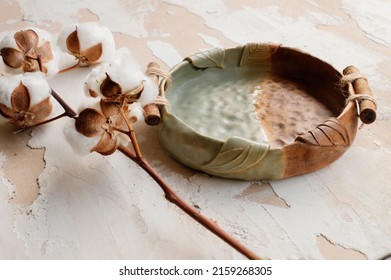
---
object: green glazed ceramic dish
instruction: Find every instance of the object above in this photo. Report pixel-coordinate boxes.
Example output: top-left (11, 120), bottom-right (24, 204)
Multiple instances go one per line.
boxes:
top-left (157, 43), bottom-right (375, 180)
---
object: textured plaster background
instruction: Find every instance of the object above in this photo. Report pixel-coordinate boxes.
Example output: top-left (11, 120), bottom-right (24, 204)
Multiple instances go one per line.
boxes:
top-left (0, 0), bottom-right (390, 259)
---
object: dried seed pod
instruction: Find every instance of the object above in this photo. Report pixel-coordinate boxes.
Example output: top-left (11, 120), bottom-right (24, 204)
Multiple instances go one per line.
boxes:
top-left (0, 72), bottom-right (53, 128)
top-left (64, 98), bottom-right (141, 156)
top-left (57, 22), bottom-right (115, 67)
top-left (84, 48), bottom-right (159, 119)
top-left (0, 28), bottom-right (59, 75)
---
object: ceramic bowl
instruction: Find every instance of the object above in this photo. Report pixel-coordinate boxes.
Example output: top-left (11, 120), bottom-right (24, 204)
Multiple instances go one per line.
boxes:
top-left (157, 43), bottom-right (375, 180)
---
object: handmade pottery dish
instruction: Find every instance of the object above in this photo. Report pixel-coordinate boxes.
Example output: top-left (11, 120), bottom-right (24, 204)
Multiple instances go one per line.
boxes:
top-left (157, 43), bottom-right (376, 180)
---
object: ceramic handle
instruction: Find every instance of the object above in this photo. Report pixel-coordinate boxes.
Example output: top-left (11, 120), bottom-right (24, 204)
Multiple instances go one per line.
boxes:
top-left (343, 65), bottom-right (377, 124)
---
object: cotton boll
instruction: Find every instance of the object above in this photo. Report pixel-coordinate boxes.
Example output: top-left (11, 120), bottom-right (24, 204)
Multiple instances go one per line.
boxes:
top-left (65, 97), bottom-right (135, 156)
top-left (0, 32), bottom-right (26, 74)
top-left (0, 72), bottom-right (51, 107)
top-left (64, 98), bottom-right (102, 156)
top-left (0, 27), bottom-right (59, 75)
top-left (0, 73), bottom-right (50, 107)
top-left (63, 118), bottom-right (101, 156)
top-left (84, 48), bottom-right (146, 99)
top-left (84, 52), bottom-right (118, 98)
top-left (58, 22), bottom-right (115, 66)
top-left (84, 59), bottom-right (120, 98)
top-left (77, 22), bottom-right (115, 63)
top-left (0, 73), bottom-right (51, 109)
top-left (0, 72), bottom-right (53, 128)
top-left (103, 48), bottom-right (144, 92)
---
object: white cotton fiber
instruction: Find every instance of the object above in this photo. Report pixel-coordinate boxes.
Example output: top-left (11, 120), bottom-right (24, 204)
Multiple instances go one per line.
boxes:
top-left (84, 48), bottom-right (146, 98)
top-left (21, 72), bottom-right (52, 104)
top-left (58, 22), bottom-right (115, 65)
top-left (0, 72), bottom-right (51, 108)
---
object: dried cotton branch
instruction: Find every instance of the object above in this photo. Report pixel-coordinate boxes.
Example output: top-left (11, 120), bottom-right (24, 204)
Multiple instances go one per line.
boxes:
top-left (0, 23), bottom-right (262, 260)
top-left (65, 58), bottom-right (262, 259)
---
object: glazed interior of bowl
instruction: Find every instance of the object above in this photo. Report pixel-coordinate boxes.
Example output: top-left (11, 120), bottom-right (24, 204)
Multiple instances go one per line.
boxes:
top-left (166, 44), bottom-right (345, 148)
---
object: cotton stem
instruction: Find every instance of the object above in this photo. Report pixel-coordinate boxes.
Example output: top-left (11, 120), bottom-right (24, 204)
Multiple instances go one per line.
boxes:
top-left (117, 143), bottom-right (263, 260)
top-left (51, 89), bottom-right (77, 118)
top-left (14, 112), bottom-right (69, 133)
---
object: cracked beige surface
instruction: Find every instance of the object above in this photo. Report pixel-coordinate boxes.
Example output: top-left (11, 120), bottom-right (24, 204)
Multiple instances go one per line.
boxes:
top-left (0, 124), bottom-right (45, 206)
top-left (234, 182), bottom-right (290, 209)
top-left (0, 0), bottom-right (390, 260)
top-left (317, 234), bottom-right (367, 260)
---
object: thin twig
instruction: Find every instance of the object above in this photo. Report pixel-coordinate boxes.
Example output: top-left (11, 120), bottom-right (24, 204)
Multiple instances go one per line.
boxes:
top-left (119, 107), bottom-right (143, 159)
top-left (13, 112), bottom-right (69, 133)
top-left (117, 143), bottom-right (263, 260)
top-left (128, 129), bottom-right (143, 159)
top-left (51, 90), bottom-right (77, 117)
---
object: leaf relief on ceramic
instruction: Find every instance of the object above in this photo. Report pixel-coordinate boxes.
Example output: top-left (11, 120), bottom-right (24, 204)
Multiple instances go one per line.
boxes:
top-left (202, 136), bottom-right (270, 174)
top-left (184, 47), bottom-right (225, 69)
top-left (239, 42), bottom-right (280, 66)
top-left (295, 118), bottom-right (351, 146)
